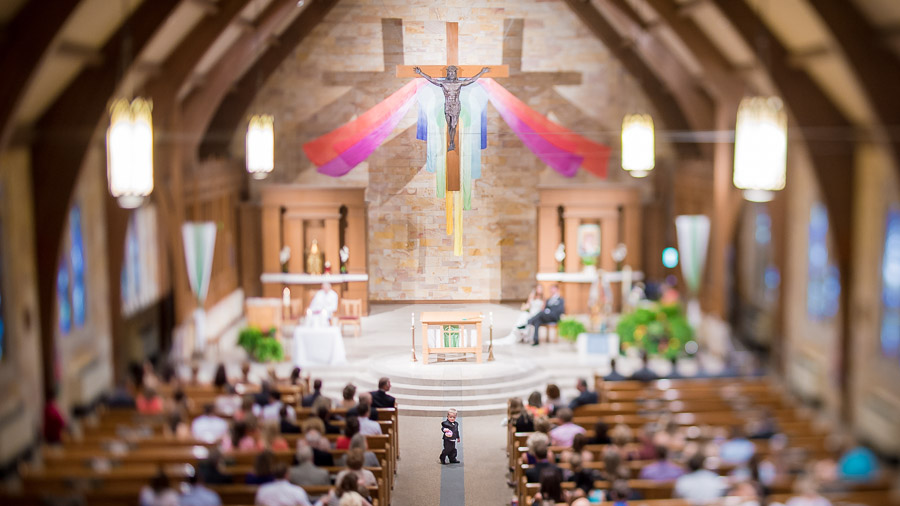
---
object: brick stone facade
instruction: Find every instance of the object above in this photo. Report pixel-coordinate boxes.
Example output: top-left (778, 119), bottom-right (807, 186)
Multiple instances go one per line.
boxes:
top-left (243, 0), bottom-right (657, 300)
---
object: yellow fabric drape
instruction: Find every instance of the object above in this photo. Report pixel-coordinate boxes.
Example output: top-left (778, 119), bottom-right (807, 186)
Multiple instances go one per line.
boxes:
top-left (446, 191), bottom-right (454, 235)
top-left (453, 191), bottom-right (463, 256)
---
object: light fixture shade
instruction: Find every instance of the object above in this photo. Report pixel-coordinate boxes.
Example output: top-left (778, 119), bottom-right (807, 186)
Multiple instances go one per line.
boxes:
top-left (733, 96), bottom-right (787, 202)
top-left (621, 113), bottom-right (654, 177)
top-left (246, 114), bottom-right (274, 180)
top-left (107, 98), bottom-right (154, 209)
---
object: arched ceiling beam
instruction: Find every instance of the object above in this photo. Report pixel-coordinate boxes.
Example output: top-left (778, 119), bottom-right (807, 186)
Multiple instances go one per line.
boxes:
top-left (0, 0), bottom-right (80, 150)
top-left (200, 0), bottom-right (340, 158)
top-left (643, 0), bottom-right (742, 102)
top-left (809, 1), bottom-right (900, 175)
top-left (178, 0), bottom-right (300, 154)
top-left (710, 0), bottom-right (856, 419)
top-left (563, 0), bottom-right (708, 157)
top-left (29, 0), bottom-right (182, 394)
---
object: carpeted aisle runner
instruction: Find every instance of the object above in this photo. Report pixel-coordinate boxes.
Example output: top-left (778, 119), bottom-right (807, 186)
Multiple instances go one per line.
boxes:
top-left (439, 414), bottom-right (465, 506)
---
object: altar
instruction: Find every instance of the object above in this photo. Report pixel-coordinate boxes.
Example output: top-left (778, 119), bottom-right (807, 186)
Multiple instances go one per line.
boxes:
top-left (292, 325), bottom-right (347, 367)
top-left (420, 311), bottom-right (484, 364)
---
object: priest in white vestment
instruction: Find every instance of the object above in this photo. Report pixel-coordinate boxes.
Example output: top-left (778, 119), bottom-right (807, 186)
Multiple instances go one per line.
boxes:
top-left (306, 281), bottom-right (338, 327)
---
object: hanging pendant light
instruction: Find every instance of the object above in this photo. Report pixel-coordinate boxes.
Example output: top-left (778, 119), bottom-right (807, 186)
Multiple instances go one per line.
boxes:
top-left (246, 114), bottom-right (274, 180)
top-left (107, 97), bottom-right (154, 209)
top-left (733, 96), bottom-right (787, 202)
top-left (621, 114), bottom-right (655, 178)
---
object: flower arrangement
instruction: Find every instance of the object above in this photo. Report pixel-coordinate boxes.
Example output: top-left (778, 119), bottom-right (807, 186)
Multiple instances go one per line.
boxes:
top-left (615, 303), bottom-right (694, 359)
top-left (238, 326), bottom-right (284, 362)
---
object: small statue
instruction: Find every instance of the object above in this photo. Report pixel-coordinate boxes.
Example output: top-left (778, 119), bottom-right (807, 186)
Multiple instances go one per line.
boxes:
top-left (279, 246), bottom-right (291, 273)
top-left (414, 65), bottom-right (490, 151)
top-left (339, 245), bottom-right (349, 273)
top-left (554, 243), bottom-right (566, 272)
top-left (306, 239), bottom-right (324, 275)
top-left (324, 261), bottom-right (332, 274)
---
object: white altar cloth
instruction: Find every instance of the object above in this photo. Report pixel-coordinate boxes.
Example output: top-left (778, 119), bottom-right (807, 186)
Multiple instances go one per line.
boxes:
top-left (293, 326), bottom-right (347, 366)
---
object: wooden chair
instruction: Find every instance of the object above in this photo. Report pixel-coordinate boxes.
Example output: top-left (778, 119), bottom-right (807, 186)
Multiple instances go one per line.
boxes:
top-left (338, 298), bottom-right (362, 337)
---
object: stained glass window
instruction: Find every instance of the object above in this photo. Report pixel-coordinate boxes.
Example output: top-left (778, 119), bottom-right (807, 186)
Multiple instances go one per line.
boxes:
top-left (881, 208), bottom-right (900, 359)
top-left (807, 202), bottom-right (840, 320)
top-left (121, 205), bottom-right (160, 317)
top-left (58, 205), bottom-right (86, 334)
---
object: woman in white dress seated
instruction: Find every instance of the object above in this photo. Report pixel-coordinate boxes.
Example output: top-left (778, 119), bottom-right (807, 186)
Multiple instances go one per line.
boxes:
top-left (502, 285), bottom-right (545, 343)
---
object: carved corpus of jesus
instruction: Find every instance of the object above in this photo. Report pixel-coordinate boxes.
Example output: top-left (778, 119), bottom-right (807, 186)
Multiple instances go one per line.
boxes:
top-left (414, 65), bottom-right (490, 151)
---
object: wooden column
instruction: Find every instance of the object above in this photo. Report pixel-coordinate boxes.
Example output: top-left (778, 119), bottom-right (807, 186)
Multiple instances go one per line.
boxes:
top-left (600, 216), bottom-right (617, 272)
top-left (325, 216), bottom-right (340, 272)
top-left (563, 215), bottom-right (581, 273)
top-left (624, 203), bottom-right (642, 270)
top-left (261, 206), bottom-right (282, 297)
top-left (537, 204), bottom-right (559, 272)
top-left (283, 212), bottom-right (305, 273)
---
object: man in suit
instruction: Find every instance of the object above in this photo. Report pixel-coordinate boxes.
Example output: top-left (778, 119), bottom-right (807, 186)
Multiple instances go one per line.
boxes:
top-left (568, 378), bottom-right (599, 411)
top-left (370, 377), bottom-right (396, 409)
top-left (288, 444), bottom-right (331, 487)
top-left (631, 350), bottom-right (659, 383)
top-left (301, 379), bottom-right (323, 407)
top-left (528, 284), bottom-right (565, 346)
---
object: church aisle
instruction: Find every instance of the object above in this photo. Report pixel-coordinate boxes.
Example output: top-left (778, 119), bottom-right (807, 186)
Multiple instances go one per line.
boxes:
top-left (390, 414), bottom-right (511, 506)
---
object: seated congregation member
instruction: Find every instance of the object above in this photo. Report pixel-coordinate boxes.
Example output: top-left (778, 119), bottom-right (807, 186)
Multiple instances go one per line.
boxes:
top-left (785, 477), bottom-right (833, 506)
top-left (312, 397), bottom-right (341, 435)
top-left (247, 450), bottom-right (278, 485)
top-left (674, 453), bottom-right (727, 503)
top-left (604, 357), bottom-right (627, 381)
top-left (192, 404), bottom-right (229, 443)
top-left (215, 384), bottom-right (242, 417)
top-left (566, 454), bottom-right (598, 495)
top-left (526, 391), bottom-right (549, 418)
top-left (719, 426), bottom-right (756, 465)
top-left (353, 393), bottom-right (382, 436)
top-left (341, 383), bottom-right (358, 409)
top-left (525, 442), bottom-right (563, 483)
top-left (335, 448), bottom-right (377, 489)
top-left (280, 405), bottom-right (301, 434)
top-left (528, 284), bottom-right (564, 346)
top-left (522, 431), bottom-right (553, 466)
top-left (43, 387), bottom-right (66, 445)
top-left (139, 470), bottom-right (179, 506)
top-left (180, 471), bottom-right (222, 506)
top-left (639, 445), bottom-right (686, 481)
top-left (254, 462), bottom-right (311, 506)
top-left (630, 350), bottom-right (659, 382)
top-left (263, 423), bottom-right (290, 451)
top-left (336, 416), bottom-right (360, 450)
top-left (369, 377), bottom-right (396, 409)
top-left (599, 448), bottom-right (630, 483)
top-left (221, 420), bottom-right (260, 452)
top-left (302, 379), bottom-right (324, 407)
top-left (166, 412), bottom-right (191, 440)
top-left (345, 433), bottom-right (380, 468)
top-left (532, 466), bottom-right (566, 506)
top-left (509, 398), bottom-right (535, 433)
top-left (301, 423), bottom-right (335, 467)
top-left (318, 474), bottom-right (373, 506)
top-left (289, 443), bottom-right (331, 487)
top-left (213, 363), bottom-right (230, 390)
top-left (549, 408), bottom-right (586, 448)
top-left (606, 480), bottom-right (633, 506)
top-left (136, 388), bottom-right (164, 414)
top-left (197, 448), bottom-right (233, 485)
top-left (288, 366), bottom-right (303, 387)
top-left (256, 391), bottom-right (295, 422)
top-left (544, 384), bottom-right (565, 415)
top-left (568, 378), bottom-right (598, 411)
top-left (588, 420), bottom-right (611, 445)
top-left (559, 433), bottom-right (593, 465)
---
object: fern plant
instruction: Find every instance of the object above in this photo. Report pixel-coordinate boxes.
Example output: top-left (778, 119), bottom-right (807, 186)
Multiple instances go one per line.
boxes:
top-left (557, 317), bottom-right (586, 342)
top-left (237, 326), bottom-right (283, 362)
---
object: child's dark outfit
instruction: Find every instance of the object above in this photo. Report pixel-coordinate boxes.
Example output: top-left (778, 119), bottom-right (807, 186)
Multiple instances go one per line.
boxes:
top-left (440, 417), bottom-right (460, 464)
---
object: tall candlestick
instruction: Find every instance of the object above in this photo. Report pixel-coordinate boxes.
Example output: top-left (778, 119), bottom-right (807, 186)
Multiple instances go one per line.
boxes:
top-left (410, 312), bottom-right (417, 362)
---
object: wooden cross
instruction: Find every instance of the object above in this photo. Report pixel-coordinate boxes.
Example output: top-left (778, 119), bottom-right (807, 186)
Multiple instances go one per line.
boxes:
top-left (397, 22), bottom-right (508, 191)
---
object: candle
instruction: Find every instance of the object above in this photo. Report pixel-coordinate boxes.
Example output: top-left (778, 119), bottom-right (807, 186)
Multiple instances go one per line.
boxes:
top-left (282, 287), bottom-right (291, 307)
top-left (411, 312), bottom-right (415, 327)
top-left (490, 311), bottom-right (493, 327)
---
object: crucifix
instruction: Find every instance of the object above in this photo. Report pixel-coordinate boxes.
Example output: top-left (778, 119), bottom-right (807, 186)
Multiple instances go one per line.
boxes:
top-left (397, 22), bottom-right (508, 192)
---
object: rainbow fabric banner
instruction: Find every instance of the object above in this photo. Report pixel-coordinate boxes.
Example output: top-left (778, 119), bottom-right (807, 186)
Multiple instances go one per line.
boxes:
top-left (477, 78), bottom-right (609, 178)
top-left (304, 80), bottom-right (424, 177)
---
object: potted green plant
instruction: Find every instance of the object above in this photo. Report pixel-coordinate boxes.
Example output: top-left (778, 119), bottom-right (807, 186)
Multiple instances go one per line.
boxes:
top-left (581, 255), bottom-right (598, 275)
top-left (237, 326), bottom-right (284, 362)
top-left (557, 317), bottom-right (586, 343)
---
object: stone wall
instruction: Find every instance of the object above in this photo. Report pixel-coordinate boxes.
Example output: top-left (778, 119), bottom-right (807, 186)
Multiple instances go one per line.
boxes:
top-left (243, 0), bottom-right (660, 300)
